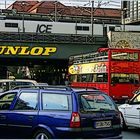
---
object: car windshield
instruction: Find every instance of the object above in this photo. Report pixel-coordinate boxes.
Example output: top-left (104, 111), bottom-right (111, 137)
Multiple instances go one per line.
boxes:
top-left (79, 93), bottom-right (117, 112)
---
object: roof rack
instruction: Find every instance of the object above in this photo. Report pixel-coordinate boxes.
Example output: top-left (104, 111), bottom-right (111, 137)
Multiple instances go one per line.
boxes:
top-left (12, 85), bottom-right (72, 91)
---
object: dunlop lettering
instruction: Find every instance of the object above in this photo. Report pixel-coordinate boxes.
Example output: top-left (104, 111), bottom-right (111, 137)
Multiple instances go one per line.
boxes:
top-left (4, 46), bottom-right (20, 55)
top-left (0, 46), bottom-right (57, 56)
top-left (0, 46), bottom-right (6, 54)
top-left (42, 47), bottom-right (57, 55)
top-left (30, 47), bottom-right (44, 55)
top-left (18, 47), bottom-right (30, 55)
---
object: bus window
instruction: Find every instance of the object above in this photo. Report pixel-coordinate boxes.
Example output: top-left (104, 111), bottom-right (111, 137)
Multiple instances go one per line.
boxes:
top-left (69, 75), bottom-right (77, 82)
top-left (76, 74), bottom-right (108, 83)
top-left (95, 73), bottom-right (108, 82)
top-left (77, 75), bottom-right (82, 82)
top-left (130, 74), bottom-right (139, 84)
top-left (81, 75), bottom-right (87, 82)
top-left (77, 74), bottom-right (93, 82)
top-left (111, 73), bottom-right (139, 84)
top-left (111, 52), bottom-right (138, 61)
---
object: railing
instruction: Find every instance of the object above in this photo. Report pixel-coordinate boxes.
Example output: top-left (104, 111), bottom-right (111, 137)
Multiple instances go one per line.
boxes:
top-left (0, 32), bottom-right (108, 45)
top-left (72, 56), bottom-right (108, 64)
top-left (69, 51), bottom-right (109, 64)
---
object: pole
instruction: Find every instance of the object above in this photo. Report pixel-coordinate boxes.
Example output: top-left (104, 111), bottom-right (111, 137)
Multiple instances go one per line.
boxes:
top-left (22, 11), bottom-right (25, 32)
top-left (122, 9), bottom-right (125, 31)
top-left (55, 1), bottom-right (57, 22)
top-left (5, 0), bottom-right (6, 9)
top-left (21, 1), bottom-right (29, 32)
top-left (91, 0), bottom-right (94, 37)
top-left (122, 7), bottom-right (127, 31)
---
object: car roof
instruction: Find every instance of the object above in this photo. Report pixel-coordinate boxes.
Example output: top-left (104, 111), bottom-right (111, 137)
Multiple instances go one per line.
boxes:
top-left (2, 86), bottom-right (104, 96)
top-left (0, 79), bottom-right (37, 84)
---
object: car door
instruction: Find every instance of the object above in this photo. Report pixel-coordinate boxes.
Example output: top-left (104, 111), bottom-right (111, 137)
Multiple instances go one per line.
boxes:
top-left (7, 91), bottom-right (39, 138)
top-left (0, 92), bottom-right (17, 138)
top-left (124, 93), bottom-right (140, 127)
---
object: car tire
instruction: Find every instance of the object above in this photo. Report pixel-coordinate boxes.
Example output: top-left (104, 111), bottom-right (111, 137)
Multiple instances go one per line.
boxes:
top-left (33, 129), bottom-right (52, 139)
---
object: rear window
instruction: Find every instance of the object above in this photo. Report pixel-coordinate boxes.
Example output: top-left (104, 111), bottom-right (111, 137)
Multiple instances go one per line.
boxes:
top-left (79, 93), bottom-right (117, 112)
top-left (42, 93), bottom-right (71, 111)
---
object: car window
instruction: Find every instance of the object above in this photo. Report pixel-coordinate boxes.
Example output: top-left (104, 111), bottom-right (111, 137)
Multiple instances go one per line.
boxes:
top-left (0, 92), bottom-right (16, 110)
top-left (42, 93), bottom-right (71, 111)
top-left (79, 93), bottom-right (116, 112)
top-left (132, 94), bottom-right (140, 104)
top-left (14, 92), bottom-right (38, 110)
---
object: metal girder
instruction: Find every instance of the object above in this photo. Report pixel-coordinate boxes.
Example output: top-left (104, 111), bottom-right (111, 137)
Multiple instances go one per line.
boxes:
top-left (0, 32), bottom-right (107, 45)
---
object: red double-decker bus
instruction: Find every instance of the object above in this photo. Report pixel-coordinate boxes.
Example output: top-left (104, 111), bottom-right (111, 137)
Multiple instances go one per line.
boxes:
top-left (68, 48), bottom-right (140, 102)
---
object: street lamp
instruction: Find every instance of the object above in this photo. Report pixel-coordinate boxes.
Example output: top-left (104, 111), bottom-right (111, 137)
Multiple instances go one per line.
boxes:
top-left (20, 1), bottom-right (29, 32)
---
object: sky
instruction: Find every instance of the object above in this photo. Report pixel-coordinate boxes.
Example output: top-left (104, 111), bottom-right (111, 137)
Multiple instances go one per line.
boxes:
top-left (0, 0), bottom-right (121, 9)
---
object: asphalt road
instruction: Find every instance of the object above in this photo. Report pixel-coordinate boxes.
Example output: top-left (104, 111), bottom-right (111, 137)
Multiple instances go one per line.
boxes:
top-left (122, 127), bottom-right (140, 139)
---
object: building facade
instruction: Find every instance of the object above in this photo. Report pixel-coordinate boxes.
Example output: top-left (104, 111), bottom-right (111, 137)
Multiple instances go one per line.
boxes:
top-left (122, 1), bottom-right (140, 24)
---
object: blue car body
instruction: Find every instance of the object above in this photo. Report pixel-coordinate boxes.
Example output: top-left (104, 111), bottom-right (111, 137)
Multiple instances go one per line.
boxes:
top-left (0, 87), bottom-right (122, 139)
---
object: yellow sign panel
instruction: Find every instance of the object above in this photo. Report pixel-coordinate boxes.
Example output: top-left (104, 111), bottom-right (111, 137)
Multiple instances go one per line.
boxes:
top-left (69, 62), bottom-right (108, 74)
top-left (0, 46), bottom-right (57, 56)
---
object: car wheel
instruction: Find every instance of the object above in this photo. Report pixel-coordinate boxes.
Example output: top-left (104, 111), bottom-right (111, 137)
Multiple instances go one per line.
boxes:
top-left (33, 129), bottom-right (52, 139)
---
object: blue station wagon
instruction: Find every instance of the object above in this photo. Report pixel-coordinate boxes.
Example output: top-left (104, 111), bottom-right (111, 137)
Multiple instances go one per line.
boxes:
top-left (0, 86), bottom-right (122, 139)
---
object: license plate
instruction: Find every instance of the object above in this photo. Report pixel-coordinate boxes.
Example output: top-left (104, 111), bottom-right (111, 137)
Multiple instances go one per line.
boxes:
top-left (95, 120), bottom-right (111, 128)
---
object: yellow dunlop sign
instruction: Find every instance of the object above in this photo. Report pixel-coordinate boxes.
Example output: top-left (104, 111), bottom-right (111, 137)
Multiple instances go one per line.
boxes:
top-left (0, 46), bottom-right (57, 56)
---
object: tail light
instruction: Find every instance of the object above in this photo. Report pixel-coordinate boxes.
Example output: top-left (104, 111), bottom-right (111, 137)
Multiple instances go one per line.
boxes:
top-left (70, 112), bottom-right (80, 128)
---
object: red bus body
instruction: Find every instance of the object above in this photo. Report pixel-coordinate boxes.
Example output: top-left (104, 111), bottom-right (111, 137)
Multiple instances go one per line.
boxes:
top-left (68, 48), bottom-right (140, 102)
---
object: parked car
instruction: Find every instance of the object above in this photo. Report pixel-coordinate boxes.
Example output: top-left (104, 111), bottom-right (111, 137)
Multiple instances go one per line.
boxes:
top-left (0, 79), bottom-right (38, 92)
top-left (119, 92), bottom-right (140, 130)
top-left (0, 86), bottom-right (122, 139)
